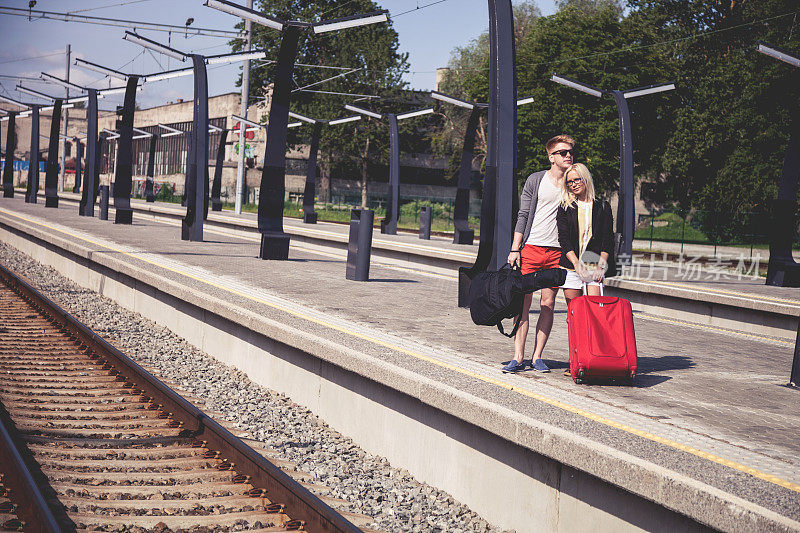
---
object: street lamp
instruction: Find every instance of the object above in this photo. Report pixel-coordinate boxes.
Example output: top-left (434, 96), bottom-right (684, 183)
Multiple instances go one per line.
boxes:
top-left (43, 72), bottom-right (100, 216)
top-left (123, 31), bottom-right (187, 61)
top-left (206, 0), bottom-right (388, 261)
top-left (758, 42), bottom-right (800, 68)
top-left (14, 85), bottom-right (67, 208)
top-left (123, 31), bottom-right (203, 236)
top-left (430, 91), bottom-right (535, 249)
top-left (269, 110), bottom-right (361, 223)
top-left (72, 58), bottom-right (142, 221)
top-left (551, 73), bottom-right (676, 264)
top-left (756, 41), bottom-right (800, 386)
top-left (345, 103), bottom-right (434, 235)
top-left (74, 58), bottom-right (128, 80)
top-left (124, 32), bottom-right (273, 240)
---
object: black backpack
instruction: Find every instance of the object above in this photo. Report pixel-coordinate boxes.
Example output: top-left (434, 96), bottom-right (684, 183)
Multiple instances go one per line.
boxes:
top-left (469, 265), bottom-right (567, 337)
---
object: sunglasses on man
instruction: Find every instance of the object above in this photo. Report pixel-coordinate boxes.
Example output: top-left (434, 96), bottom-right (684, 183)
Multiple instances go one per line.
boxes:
top-left (551, 148), bottom-right (574, 157)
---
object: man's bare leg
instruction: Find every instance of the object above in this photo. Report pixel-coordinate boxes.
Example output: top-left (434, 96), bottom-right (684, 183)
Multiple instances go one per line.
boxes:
top-left (531, 287), bottom-right (557, 371)
top-left (512, 293), bottom-right (534, 364)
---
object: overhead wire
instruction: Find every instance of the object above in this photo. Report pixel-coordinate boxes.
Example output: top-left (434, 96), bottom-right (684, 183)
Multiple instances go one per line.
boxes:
top-left (66, 0), bottom-right (154, 15)
top-left (393, 0), bottom-right (453, 18)
top-left (0, 52), bottom-right (63, 65)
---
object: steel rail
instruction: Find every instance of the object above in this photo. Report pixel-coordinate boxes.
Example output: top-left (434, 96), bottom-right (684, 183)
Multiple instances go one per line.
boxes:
top-left (0, 263), bottom-right (362, 533)
top-left (0, 397), bottom-right (62, 532)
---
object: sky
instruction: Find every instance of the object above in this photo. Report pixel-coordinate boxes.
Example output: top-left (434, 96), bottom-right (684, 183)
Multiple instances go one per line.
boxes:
top-left (0, 0), bottom-right (557, 111)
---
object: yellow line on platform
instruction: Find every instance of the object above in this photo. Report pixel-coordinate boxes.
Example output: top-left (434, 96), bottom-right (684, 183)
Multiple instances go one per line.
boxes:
top-left (635, 313), bottom-right (795, 346)
top-left (619, 277), bottom-right (800, 306)
top-left (2, 207), bottom-right (799, 495)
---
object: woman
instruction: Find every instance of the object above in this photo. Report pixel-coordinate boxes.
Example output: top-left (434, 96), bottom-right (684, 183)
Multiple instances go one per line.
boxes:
top-left (556, 163), bottom-right (614, 305)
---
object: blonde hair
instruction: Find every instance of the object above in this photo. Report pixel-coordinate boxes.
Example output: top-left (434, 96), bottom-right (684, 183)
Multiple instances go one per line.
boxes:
top-left (545, 134), bottom-right (575, 154)
top-left (560, 163), bottom-right (596, 209)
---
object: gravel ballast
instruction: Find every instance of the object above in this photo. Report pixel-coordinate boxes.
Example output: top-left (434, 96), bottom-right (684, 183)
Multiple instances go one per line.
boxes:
top-left (0, 242), bottom-right (506, 533)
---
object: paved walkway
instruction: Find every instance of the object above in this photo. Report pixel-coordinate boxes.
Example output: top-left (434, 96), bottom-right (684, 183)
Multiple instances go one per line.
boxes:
top-left (1, 197), bottom-right (799, 525)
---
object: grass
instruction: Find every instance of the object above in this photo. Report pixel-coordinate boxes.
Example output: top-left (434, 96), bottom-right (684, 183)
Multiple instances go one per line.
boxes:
top-left (217, 200), bottom-right (480, 235)
top-left (634, 212), bottom-right (711, 244)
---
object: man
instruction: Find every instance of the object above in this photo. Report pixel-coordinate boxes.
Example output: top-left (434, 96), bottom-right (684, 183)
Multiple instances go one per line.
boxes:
top-left (504, 134), bottom-right (575, 373)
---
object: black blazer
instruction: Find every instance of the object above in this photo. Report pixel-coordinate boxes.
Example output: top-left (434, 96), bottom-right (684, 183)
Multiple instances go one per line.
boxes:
top-left (556, 199), bottom-right (614, 271)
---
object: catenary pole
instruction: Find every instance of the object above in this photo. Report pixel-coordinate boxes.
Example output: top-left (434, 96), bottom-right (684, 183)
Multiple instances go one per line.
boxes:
top-left (235, 0), bottom-right (253, 214)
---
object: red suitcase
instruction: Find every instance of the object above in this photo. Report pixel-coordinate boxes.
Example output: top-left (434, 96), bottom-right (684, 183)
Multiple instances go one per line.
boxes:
top-left (567, 287), bottom-right (637, 384)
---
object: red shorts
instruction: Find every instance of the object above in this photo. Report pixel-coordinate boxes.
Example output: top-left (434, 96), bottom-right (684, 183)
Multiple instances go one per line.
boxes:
top-left (520, 244), bottom-right (561, 275)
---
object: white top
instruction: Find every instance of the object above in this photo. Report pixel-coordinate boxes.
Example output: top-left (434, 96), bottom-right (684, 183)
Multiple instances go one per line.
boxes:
top-left (525, 172), bottom-right (561, 248)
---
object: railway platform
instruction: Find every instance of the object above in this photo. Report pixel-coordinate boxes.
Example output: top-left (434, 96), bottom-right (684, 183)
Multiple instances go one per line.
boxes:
top-left (0, 195), bottom-right (798, 533)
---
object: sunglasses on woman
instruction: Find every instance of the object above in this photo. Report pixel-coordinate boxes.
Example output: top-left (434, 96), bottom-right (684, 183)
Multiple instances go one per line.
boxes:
top-left (566, 178), bottom-right (583, 187)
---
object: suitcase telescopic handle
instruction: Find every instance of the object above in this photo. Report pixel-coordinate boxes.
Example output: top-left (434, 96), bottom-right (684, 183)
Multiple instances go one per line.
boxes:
top-left (582, 282), bottom-right (604, 297)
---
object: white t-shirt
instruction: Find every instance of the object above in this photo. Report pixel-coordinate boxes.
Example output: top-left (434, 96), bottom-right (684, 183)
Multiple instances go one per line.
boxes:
top-left (525, 173), bottom-right (561, 248)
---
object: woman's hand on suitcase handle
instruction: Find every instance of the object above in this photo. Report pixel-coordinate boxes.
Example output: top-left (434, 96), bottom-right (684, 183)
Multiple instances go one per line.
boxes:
top-left (576, 261), bottom-right (592, 282)
top-left (594, 252), bottom-right (609, 282)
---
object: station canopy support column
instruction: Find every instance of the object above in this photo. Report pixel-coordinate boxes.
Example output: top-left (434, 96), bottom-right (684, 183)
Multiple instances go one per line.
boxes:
top-left (145, 132), bottom-right (158, 202)
top-left (257, 25), bottom-right (301, 259)
top-left (302, 122), bottom-right (322, 223)
top-left (431, 90), bottom-right (534, 251)
top-left (2, 112), bottom-right (16, 198)
top-left (26, 106), bottom-right (40, 204)
top-left (757, 42), bottom-right (800, 288)
top-left (44, 99), bottom-right (63, 207)
top-left (211, 128), bottom-right (227, 211)
top-left (184, 54), bottom-right (209, 241)
top-left (453, 107), bottom-right (480, 245)
top-left (122, 31), bottom-right (262, 240)
top-left (384, 113), bottom-right (400, 235)
top-left (72, 137), bottom-right (82, 193)
top-left (112, 76), bottom-right (140, 225)
top-left (81, 89), bottom-right (99, 216)
top-left (486, 0), bottom-right (518, 272)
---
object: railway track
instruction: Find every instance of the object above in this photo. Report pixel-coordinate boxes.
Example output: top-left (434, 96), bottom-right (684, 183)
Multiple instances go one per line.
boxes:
top-left (0, 264), bottom-right (370, 532)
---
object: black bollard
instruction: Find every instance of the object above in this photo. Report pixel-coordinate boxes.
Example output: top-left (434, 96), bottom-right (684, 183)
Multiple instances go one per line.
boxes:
top-left (99, 185), bottom-right (109, 220)
top-left (419, 206), bottom-right (432, 240)
top-left (792, 322), bottom-right (800, 388)
top-left (346, 208), bottom-right (374, 281)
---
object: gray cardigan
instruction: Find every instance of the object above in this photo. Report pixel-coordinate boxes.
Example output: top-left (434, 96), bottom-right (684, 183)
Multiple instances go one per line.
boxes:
top-left (514, 170), bottom-right (548, 244)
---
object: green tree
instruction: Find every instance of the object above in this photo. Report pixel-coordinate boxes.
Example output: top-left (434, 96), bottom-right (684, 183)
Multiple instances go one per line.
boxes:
top-left (514, 1), bottom-right (677, 196)
top-left (626, 0), bottom-right (800, 240)
top-left (233, 0), bottom-right (410, 207)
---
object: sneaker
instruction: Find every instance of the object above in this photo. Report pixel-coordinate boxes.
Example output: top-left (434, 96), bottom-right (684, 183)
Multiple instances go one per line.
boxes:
top-left (502, 359), bottom-right (525, 373)
top-left (532, 359), bottom-right (550, 373)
